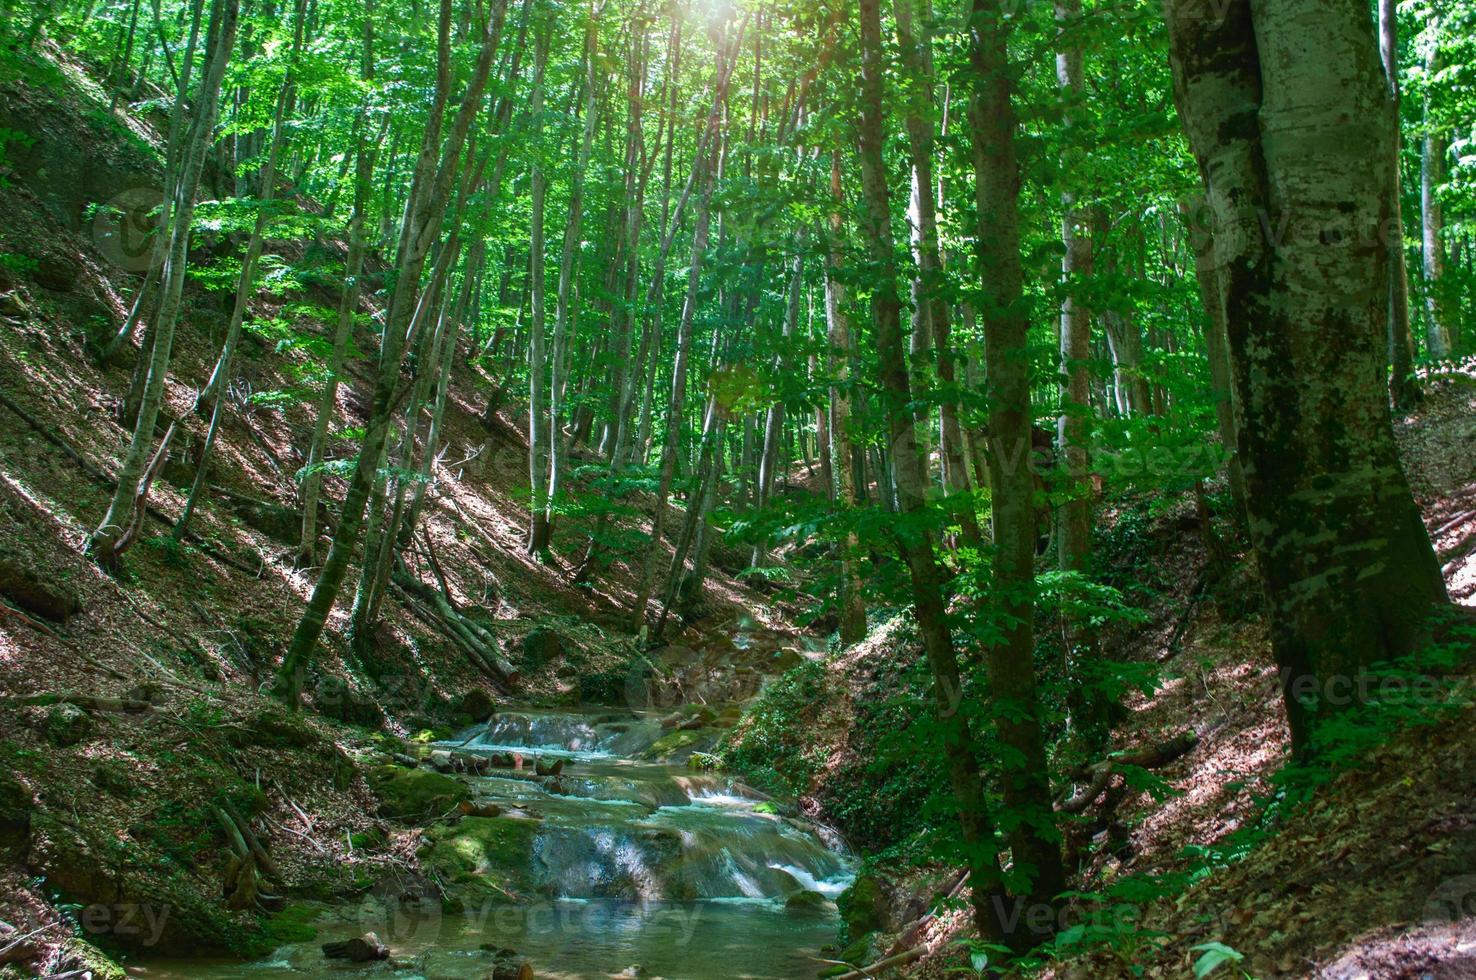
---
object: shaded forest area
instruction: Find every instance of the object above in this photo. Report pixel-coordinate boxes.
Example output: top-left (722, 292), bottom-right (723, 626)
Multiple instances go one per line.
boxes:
top-left (1, 0), bottom-right (1475, 976)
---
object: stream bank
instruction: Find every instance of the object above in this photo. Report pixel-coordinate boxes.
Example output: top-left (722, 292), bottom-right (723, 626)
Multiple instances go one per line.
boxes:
top-left (129, 707), bottom-right (855, 979)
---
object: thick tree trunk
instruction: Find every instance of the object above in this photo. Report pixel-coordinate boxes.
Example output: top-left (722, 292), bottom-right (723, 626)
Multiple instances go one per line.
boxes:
top-left (1164, 0), bottom-right (1449, 756)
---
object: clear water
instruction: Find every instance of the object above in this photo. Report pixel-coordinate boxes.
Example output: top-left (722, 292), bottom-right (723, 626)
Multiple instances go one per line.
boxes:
top-left (129, 709), bottom-right (854, 979)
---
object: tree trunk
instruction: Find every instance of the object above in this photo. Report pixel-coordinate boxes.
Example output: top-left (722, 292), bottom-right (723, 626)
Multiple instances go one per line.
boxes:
top-left (967, 0), bottom-right (1066, 933)
top-left (275, 0), bottom-right (500, 706)
top-left (175, 0), bottom-right (307, 540)
top-left (1421, 43), bottom-right (1452, 360)
top-left (526, 19), bottom-right (552, 554)
top-left (823, 152), bottom-right (867, 647)
top-left (856, 0), bottom-right (1012, 946)
top-left (89, 0), bottom-right (240, 567)
top-left (1380, 0), bottom-right (1420, 408)
top-left (1164, 0), bottom-right (1450, 757)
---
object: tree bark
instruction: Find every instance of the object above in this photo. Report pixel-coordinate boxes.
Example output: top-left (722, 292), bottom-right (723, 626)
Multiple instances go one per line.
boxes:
top-left (1163, 0), bottom-right (1450, 756)
top-left (275, 0), bottom-right (501, 706)
top-left (89, 0), bottom-right (239, 566)
top-left (1380, 0), bottom-right (1419, 408)
top-left (967, 0), bottom-right (1066, 931)
top-left (1420, 42), bottom-right (1452, 359)
top-left (856, 0), bottom-right (1013, 946)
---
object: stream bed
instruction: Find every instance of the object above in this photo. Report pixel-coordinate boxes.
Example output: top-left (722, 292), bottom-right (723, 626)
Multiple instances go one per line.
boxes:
top-left (131, 709), bottom-right (854, 979)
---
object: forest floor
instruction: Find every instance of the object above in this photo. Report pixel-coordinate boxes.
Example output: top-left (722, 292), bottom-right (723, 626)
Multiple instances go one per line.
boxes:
top-left (908, 365), bottom-right (1476, 979)
top-left (0, 40), bottom-right (819, 977)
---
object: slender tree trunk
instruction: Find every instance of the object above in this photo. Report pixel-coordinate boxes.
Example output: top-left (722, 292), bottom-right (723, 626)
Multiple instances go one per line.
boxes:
top-left (175, 0), bottom-right (307, 539)
top-left (1421, 43), bottom-right (1452, 360)
top-left (824, 153), bottom-right (867, 648)
top-left (526, 20), bottom-right (552, 554)
top-left (275, 0), bottom-right (500, 706)
top-left (857, 0), bottom-right (1012, 945)
top-left (1380, 0), bottom-right (1420, 408)
top-left (968, 0), bottom-right (1065, 931)
top-left (89, 0), bottom-right (239, 566)
top-left (299, 107), bottom-right (383, 567)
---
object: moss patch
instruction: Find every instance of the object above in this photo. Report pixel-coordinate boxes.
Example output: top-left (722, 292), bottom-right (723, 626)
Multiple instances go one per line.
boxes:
top-left (367, 765), bottom-right (470, 820)
top-left (421, 816), bottom-right (539, 900)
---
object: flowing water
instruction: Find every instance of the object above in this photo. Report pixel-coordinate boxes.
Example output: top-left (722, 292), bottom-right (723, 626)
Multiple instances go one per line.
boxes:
top-left (132, 709), bottom-right (854, 979)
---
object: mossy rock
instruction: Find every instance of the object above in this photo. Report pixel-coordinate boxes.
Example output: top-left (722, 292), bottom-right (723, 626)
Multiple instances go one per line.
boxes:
top-left (367, 766), bottom-right (470, 820)
top-left (0, 770), bottom-right (31, 850)
top-left (454, 688), bottom-right (497, 725)
top-left (348, 827), bottom-right (387, 851)
top-left (420, 816), bottom-right (538, 899)
top-left (233, 706), bottom-right (318, 749)
top-left (56, 939), bottom-right (125, 980)
top-left (784, 889), bottom-right (832, 914)
top-left (44, 702), bottom-right (93, 746)
top-left (837, 874), bottom-right (888, 942)
top-left (638, 727), bottom-right (720, 762)
top-left (91, 759), bottom-right (136, 799)
top-left (260, 903), bottom-right (319, 947)
top-left (819, 933), bottom-right (879, 977)
top-left (314, 679), bottom-right (385, 730)
top-left (520, 628), bottom-right (567, 668)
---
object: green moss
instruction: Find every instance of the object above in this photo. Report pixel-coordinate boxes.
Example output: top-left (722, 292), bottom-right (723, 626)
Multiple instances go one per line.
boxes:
top-left (367, 765), bottom-right (470, 819)
top-left (639, 727), bottom-right (720, 761)
top-left (58, 939), bottom-right (126, 980)
top-left (421, 816), bottom-right (538, 899)
top-left (837, 874), bottom-right (888, 942)
top-left (261, 903), bottom-right (319, 945)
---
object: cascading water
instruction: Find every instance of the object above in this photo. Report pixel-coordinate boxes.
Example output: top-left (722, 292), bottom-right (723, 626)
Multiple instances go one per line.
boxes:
top-left (137, 709), bottom-right (855, 979)
top-left (455, 710), bottom-right (854, 905)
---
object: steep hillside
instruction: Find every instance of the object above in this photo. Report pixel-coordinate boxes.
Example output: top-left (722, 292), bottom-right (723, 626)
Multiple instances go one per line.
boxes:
top-left (0, 41), bottom-right (814, 976)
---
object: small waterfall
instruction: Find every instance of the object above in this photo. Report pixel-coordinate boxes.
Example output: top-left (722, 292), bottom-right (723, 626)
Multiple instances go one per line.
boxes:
top-left (447, 710), bottom-right (854, 904)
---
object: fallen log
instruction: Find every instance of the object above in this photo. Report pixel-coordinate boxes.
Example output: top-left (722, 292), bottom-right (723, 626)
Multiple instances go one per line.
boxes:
top-left (1056, 730), bottom-right (1199, 814)
top-left (392, 570), bottom-right (518, 685)
top-left (322, 933), bottom-right (390, 962)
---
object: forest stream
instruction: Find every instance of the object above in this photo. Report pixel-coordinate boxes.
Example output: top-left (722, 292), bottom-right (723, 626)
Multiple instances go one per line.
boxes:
top-left (131, 710), bottom-right (855, 979)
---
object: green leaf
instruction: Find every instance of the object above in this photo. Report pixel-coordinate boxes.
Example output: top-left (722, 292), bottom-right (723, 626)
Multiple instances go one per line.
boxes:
top-left (1191, 941), bottom-right (1244, 978)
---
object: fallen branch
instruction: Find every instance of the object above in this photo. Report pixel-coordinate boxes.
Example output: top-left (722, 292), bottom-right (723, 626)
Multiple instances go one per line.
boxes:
top-left (826, 945), bottom-right (924, 980)
top-left (392, 568), bottom-right (517, 685)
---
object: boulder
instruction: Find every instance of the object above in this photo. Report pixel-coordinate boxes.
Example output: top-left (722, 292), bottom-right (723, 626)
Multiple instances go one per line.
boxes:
top-left (367, 766), bottom-right (470, 820)
top-left (520, 628), bottom-right (566, 668)
top-left (784, 889), bottom-right (832, 914)
top-left (455, 688), bottom-right (497, 725)
top-left (837, 874), bottom-right (889, 942)
top-left (314, 682), bottom-right (385, 730)
top-left (0, 555), bottom-right (81, 622)
top-left (0, 772), bottom-right (31, 851)
top-left (0, 290), bottom-right (29, 318)
top-left (32, 252), bottom-right (80, 292)
top-left (420, 816), bottom-right (538, 900)
top-left (322, 933), bottom-right (389, 962)
top-left (44, 702), bottom-right (93, 747)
